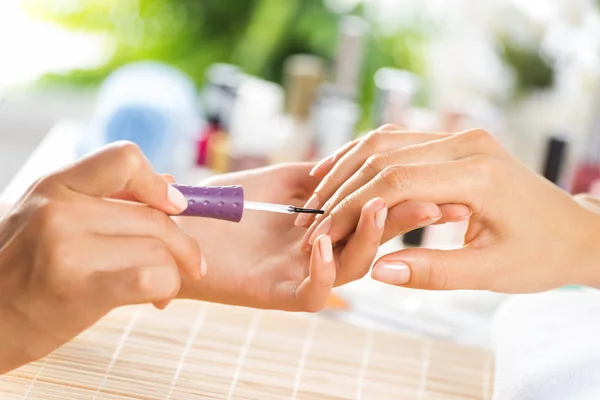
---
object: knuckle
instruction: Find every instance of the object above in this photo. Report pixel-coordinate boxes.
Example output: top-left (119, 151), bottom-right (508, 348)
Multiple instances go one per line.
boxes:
top-left (362, 130), bottom-right (386, 151)
top-left (426, 252), bottom-right (449, 289)
top-left (113, 141), bottom-right (144, 171)
top-left (337, 196), bottom-right (356, 214)
top-left (380, 165), bottom-right (409, 190)
top-left (460, 129), bottom-right (495, 150)
top-left (129, 268), bottom-right (155, 294)
top-left (364, 153), bottom-right (389, 175)
top-left (378, 123), bottom-right (403, 132)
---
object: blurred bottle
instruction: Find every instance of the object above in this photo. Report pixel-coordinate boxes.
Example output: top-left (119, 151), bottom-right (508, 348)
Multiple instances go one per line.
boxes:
top-left (571, 96), bottom-right (600, 195)
top-left (270, 54), bottom-right (325, 164)
top-left (198, 64), bottom-right (245, 173)
top-left (314, 15), bottom-right (367, 159)
top-left (228, 77), bottom-right (284, 171)
top-left (373, 68), bottom-right (420, 128)
top-left (542, 135), bottom-right (568, 187)
top-left (82, 62), bottom-right (201, 178)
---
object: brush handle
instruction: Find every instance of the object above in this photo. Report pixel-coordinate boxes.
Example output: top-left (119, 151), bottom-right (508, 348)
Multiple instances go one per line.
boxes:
top-left (172, 184), bottom-right (244, 222)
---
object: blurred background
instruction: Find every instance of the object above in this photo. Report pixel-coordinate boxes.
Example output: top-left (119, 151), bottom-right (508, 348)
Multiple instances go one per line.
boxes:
top-left (2, 0), bottom-right (600, 347)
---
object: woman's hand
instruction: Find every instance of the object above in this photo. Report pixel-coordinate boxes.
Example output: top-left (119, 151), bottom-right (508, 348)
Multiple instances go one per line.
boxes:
top-left (295, 125), bottom-right (472, 242)
top-left (0, 142), bottom-right (203, 374)
top-left (301, 127), bottom-right (600, 293)
top-left (175, 162), bottom-right (388, 309)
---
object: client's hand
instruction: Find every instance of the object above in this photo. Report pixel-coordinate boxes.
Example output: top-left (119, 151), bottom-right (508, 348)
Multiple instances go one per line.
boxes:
top-left (0, 142), bottom-right (203, 374)
top-left (175, 163), bottom-right (387, 311)
top-left (302, 128), bottom-right (600, 293)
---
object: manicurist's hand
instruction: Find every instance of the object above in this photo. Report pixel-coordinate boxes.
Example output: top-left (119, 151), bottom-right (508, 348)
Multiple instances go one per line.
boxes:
top-left (0, 142), bottom-right (203, 374)
top-left (302, 127), bottom-right (600, 293)
top-left (175, 162), bottom-right (388, 309)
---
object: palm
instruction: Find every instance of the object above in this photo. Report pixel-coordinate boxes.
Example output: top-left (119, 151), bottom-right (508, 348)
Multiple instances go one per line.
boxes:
top-left (176, 164), bottom-right (321, 310)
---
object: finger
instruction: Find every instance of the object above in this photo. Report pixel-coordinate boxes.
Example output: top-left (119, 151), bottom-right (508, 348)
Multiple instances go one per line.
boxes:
top-left (109, 173), bottom-right (177, 202)
top-left (86, 198), bottom-right (205, 280)
top-left (434, 204), bottom-right (472, 224)
top-left (302, 130), bottom-right (498, 245)
top-left (334, 198), bottom-right (387, 285)
top-left (309, 138), bottom-right (361, 178)
top-left (309, 157), bottom-right (489, 246)
top-left (296, 131), bottom-right (452, 228)
top-left (371, 247), bottom-right (492, 290)
top-left (380, 201), bottom-right (442, 243)
top-left (279, 235), bottom-right (336, 312)
top-left (93, 264), bottom-right (181, 308)
top-left (53, 141), bottom-right (188, 215)
top-left (72, 236), bottom-right (181, 271)
top-left (309, 124), bottom-right (406, 178)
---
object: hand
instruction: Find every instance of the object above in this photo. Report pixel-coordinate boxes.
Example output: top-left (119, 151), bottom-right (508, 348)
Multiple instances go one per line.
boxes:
top-left (301, 128), bottom-right (600, 293)
top-left (0, 142), bottom-right (203, 373)
top-left (296, 124), bottom-right (472, 242)
top-left (175, 163), bottom-right (387, 310)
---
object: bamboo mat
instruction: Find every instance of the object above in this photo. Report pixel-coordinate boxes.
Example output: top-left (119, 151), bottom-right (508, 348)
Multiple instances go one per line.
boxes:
top-left (1, 301), bottom-right (494, 400)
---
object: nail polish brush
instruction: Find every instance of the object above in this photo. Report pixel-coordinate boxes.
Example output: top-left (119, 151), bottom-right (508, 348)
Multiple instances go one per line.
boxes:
top-left (172, 184), bottom-right (324, 222)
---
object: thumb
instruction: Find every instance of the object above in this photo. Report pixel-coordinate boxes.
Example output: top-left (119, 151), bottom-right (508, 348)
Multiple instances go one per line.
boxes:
top-left (371, 247), bottom-right (492, 290)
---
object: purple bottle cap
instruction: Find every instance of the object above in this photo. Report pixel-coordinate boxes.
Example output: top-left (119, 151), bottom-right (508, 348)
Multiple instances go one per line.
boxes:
top-left (172, 184), bottom-right (244, 223)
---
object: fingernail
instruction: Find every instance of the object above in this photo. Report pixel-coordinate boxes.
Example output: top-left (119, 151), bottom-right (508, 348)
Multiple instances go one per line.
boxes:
top-left (318, 235), bottom-right (333, 262)
top-left (310, 155), bottom-right (335, 176)
top-left (168, 185), bottom-right (188, 213)
top-left (417, 213), bottom-right (442, 227)
top-left (295, 194), bottom-right (320, 227)
top-left (372, 262), bottom-right (411, 285)
top-left (200, 256), bottom-right (207, 278)
top-left (309, 216), bottom-right (332, 245)
top-left (374, 205), bottom-right (388, 229)
top-left (458, 211), bottom-right (472, 220)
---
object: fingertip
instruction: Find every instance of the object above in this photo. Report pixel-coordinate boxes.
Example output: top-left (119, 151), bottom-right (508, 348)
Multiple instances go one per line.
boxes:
top-left (371, 261), bottom-right (411, 285)
top-left (152, 299), bottom-right (171, 310)
top-left (161, 174), bottom-right (176, 184)
top-left (316, 235), bottom-right (333, 263)
top-left (167, 184), bottom-right (189, 214)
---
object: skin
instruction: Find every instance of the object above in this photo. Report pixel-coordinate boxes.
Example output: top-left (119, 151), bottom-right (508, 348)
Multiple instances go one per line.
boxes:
top-left (0, 142), bottom-right (402, 374)
top-left (300, 125), bottom-right (600, 293)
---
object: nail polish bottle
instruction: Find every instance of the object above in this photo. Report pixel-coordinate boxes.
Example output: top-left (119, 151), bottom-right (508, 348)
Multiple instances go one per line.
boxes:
top-left (270, 54), bottom-right (325, 164)
top-left (313, 16), bottom-right (366, 159)
top-left (542, 135), bottom-right (568, 187)
top-left (372, 68), bottom-right (420, 128)
top-left (228, 77), bottom-right (284, 171)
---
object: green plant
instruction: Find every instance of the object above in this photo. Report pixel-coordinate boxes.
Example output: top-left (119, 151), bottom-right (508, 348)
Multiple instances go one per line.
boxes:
top-left (24, 0), bottom-right (429, 128)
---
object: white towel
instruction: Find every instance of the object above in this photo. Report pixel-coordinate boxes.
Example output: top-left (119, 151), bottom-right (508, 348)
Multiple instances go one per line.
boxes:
top-left (492, 288), bottom-right (600, 400)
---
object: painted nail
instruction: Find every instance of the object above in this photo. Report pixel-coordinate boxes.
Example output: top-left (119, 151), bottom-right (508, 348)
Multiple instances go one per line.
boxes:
top-left (318, 235), bottom-right (333, 263)
top-left (294, 194), bottom-right (320, 227)
top-left (417, 213), bottom-right (442, 227)
top-left (309, 216), bottom-right (332, 245)
top-left (310, 155), bottom-right (335, 176)
top-left (200, 256), bottom-right (208, 278)
top-left (168, 185), bottom-right (188, 213)
top-left (374, 205), bottom-right (388, 229)
top-left (372, 262), bottom-right (411, 285)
